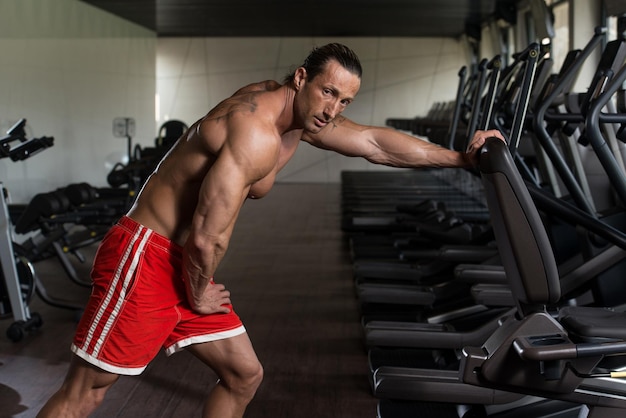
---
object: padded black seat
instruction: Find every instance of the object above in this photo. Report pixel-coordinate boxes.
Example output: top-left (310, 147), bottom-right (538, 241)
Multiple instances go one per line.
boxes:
top-left (156, 119), bottom-right (188, 149)
top-left (14, 191), bottom-right (70, 234)
top-left (558, 306), bottom-right (626, 342)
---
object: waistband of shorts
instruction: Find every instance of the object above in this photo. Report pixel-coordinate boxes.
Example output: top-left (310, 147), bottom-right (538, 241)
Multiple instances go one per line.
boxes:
top-left (117, 215), bottom-right (183, 257)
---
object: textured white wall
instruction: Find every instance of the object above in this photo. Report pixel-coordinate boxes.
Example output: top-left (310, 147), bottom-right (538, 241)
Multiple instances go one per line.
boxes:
top-left (0, 0), bottom-right (156, 203)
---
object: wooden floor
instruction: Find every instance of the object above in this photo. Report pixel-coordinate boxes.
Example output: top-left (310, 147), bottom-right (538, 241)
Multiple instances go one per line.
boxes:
top-left (0, 183), bottom-right (378, 418)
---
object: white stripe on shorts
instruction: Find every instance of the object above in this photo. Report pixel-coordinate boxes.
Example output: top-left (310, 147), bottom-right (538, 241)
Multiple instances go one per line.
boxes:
top-left (80, 225), bottom-right (152, 358)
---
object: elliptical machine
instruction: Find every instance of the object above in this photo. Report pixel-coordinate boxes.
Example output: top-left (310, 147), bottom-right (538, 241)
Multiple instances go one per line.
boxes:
top-left (0, 118), bottom-right (54, 341)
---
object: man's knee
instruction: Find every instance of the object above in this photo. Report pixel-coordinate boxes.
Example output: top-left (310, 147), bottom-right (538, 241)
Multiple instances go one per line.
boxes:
top-left (238, 359), bottom-right (264, 393)
top-left (223, 359), bottom-right (264, 399)
top-left (247, 360), bottom-right (264, 390)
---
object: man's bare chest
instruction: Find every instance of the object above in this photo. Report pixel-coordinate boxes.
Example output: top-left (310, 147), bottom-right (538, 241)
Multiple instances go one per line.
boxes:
top-left (248, 130), bottom-right (302, 199)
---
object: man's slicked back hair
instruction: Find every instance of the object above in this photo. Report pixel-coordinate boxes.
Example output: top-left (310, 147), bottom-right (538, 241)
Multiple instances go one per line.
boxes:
top-left (284, 43), bottom-right (362, 83)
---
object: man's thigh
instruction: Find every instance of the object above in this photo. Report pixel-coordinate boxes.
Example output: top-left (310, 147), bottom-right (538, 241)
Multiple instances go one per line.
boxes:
top-left (187, 332), bottom-right (261, 377)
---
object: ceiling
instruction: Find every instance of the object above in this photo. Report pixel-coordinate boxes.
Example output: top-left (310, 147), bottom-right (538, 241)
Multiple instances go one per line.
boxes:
top-left (80, 0), bottom-right (517, 38)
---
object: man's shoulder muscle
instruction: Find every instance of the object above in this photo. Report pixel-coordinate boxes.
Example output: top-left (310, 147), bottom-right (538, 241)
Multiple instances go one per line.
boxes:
top-left (232, 80), bottom-right (281, 96)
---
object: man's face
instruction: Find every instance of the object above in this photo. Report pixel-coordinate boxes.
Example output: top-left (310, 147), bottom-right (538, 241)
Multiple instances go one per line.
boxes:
top-left (295, 60), bottom-right (361, 133)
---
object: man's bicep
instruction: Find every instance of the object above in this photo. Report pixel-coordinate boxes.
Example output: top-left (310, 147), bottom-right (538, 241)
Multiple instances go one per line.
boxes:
top-left (192, 150), bottom-right (252, 239)
top-left (303, 117), bottom-right (377, 158)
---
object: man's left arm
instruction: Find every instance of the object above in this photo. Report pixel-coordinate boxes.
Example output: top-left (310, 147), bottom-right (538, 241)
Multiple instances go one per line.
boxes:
top-left (302, 116), bottom-right (504, 169)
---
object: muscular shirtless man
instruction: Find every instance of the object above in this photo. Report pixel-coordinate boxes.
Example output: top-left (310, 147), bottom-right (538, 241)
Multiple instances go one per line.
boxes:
top-left (38, 43), bottom-right (503, 418)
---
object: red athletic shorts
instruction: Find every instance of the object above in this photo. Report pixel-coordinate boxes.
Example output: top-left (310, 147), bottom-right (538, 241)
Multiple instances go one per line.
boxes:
top-left (71, 216), bottom-right (246, 375)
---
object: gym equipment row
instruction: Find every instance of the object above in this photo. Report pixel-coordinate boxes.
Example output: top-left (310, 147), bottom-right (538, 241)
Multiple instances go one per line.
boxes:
top-left (343, 27), bottom-right (626, 417)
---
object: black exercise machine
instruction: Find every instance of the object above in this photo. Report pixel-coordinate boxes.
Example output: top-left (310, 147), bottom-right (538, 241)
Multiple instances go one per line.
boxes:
top-left (0, 119), bottom-right (53, 341)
